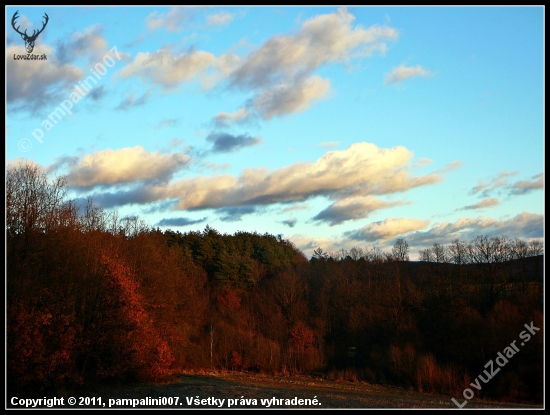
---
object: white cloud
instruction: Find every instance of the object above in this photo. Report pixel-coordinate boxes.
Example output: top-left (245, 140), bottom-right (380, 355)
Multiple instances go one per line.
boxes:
top-left (206, 12), bottom-right (234, 27)
top-left (119, 47), bottom-right (240, 91)
top-left (433, 161), bottom-right (462, 174)
top-left (347, 217), bottom-right (431, 242)
top-left (384, 64), bottom-right (432, 85)
top-left (120, 48), bottom-right (214, 89)
top-left (63, 146), bottom-right (190, 188)
top-left (115, 88), bottom-right (153, 111)
top-left (253, 75), bottom-right (331, 119)
top-left (213, 108), bottom-right (250, 128)
top-left (508, 173), bottom-right (543, 195)
top-left (469, 170), bottom-right (518, 197)
top-left (312, 196), bottom-right (407, 226)
top-left (405, 212), bottom-right (543, 248)
top-left (280, 203), bottom-right (310, 213)
top-left (291, 211), bottom-right (543, 259)
top-left (55, 25), bottom-right (109, 64)
top-left (319, 141), bottom-right (341, 148)
top-left (228, 8), bottom-right (397, 117)
top-left (146, 7), bottom-right (201, 32)
top-left (7, 44), bottom-right (83, 113)
top-left (73, 142), bottom-right (442, 213)
top-left (231, 8), bottom-right (398, 89)
top-left (121, 8), bottom-right (397, 117)
top-left (162, 142), bottom-right (441, 210)
top-left (460, 197), bottom-right (500, 211)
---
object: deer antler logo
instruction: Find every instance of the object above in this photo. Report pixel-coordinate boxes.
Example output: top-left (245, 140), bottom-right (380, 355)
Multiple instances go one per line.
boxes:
top-left (11, 10), bottom-right (49, 54)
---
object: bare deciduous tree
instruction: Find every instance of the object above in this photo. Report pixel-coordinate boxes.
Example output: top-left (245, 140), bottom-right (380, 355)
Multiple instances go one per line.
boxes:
top-left (392, 238), bottom-right (410, 262)
top-left (447, 239), bottom-right (468, 265)
top-left (432, 243), bottom-right (447, 263)
top-left (528, 239), bottom-right (544, 257)
top-left (6, 162), bottom-right (70, 236)
top-left (419, 247), bottom-right (434, 262)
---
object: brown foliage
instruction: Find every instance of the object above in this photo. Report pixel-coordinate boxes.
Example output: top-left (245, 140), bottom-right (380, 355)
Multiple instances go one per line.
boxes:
top-left (218, 287), bottom-right (241, 312)
top-left (6, 162), bottom-right (543, 404)
top-left (92, 252), bottom-right (174, 381)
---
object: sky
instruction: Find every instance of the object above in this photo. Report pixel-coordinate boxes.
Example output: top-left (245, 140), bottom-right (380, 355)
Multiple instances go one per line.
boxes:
top-left (6, 6), bottom-right (544, 259)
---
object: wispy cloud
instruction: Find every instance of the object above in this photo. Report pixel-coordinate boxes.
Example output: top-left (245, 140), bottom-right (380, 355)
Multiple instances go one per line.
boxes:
top-left (468, 171), bottom-right (542, 198)
top-left (206, 11), bottom-right (234, 27)
top-left (153, 118), bottom-right (181, 130)
top-left (118, 47), bottom-right (240, 91)
top-left (212, 108), bottom-right (251, 128)
top-left (384, 64), bottom-right (432, 85)
top-left (280, 203), bottom-right (310, 213)
top-left (433, 161), bottom-right (462, 174)
top-left (146, 7), bottom-right (203, 32)
top-left (413, 158), bottom-right (433, 168)
top-left (469, 170), bottom-right (519, 197)
top-left (156, 216), bottom-right (207, 227)
top-left (252, 75), bottom-right (330, 119)
top-left (508, 173), bottom-right (543, 196)
top-left (312, 196), bottom-right (407, 226)
top-left (458, 197), bottom-right (500, 211)
top-left (346, 217), bottom-right (431, 242)
top-left (124, 33), bottom-right (146, 49)
top-left (122, 8), bottom-right (397, 118)
top-left (115, 89), bottom-right (152, 111)
top-left (319, 141), bottom-right (341, 148)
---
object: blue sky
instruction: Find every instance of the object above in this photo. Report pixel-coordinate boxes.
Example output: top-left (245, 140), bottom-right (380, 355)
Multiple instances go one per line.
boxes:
top-left (6, 6), bottom-right (544, 258)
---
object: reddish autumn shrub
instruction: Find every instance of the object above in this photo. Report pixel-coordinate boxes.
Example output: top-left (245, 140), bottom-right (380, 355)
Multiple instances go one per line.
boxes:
top-left (7, 296), bottom-right (82, 393)
top-left (218, 287), bottom-right (241, 312)
top-left (289, 321), bottom-right (314, 354)
top-left (95, 252), bottom-right (174, 381)
top-left (230, 350), bottom-right (243, 371)
top-left (289, 321), bottom-right (319, 372)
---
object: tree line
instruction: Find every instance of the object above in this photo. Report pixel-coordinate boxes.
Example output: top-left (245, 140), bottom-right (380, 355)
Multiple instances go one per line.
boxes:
top-left (6, 162), bottom-right (543, 404)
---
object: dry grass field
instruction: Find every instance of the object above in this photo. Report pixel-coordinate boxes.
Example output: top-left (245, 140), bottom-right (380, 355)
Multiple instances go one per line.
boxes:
top-left (32, 372), bottom-right (541, 409)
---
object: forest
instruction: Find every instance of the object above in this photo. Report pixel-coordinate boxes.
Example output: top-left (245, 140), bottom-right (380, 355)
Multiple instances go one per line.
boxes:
top-left (6, 162), bottom-right (543, 404)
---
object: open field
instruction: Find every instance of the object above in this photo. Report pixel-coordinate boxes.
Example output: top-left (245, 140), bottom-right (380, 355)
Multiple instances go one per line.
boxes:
top-left (11, 373), bottom-right (542, 409)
